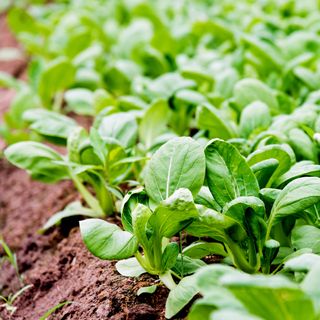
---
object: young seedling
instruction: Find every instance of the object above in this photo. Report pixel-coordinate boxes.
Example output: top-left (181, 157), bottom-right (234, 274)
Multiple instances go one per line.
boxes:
top-left (80, 137), bottom-right (207, 289)
top-left (39, 301), bottom-right (72, 320)
top-left (4, 111), bottom-right (144, 230)
top-left (0, 285), bottom-right (33, 315)
top-left (0, 237), bottom-right (21, 282)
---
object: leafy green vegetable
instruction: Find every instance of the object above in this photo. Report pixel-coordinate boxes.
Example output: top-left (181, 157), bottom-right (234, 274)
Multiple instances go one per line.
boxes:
top-left (144, 137), bottom-right (206, 203)
top-left (205, 139), bottom-right (259, 208)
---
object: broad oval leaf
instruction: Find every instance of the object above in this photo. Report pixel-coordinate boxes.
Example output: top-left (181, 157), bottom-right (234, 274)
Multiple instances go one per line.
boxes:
top-left (38, 57), bottom-right (75, 107)
top-left (98, 112), bottom-right (138, 148)
top-left (139, 99), bottom-right (169, 150)
top-left (183, 241), bottom-right (227, 259)
top-left (165, 275), bottom-right (199, 319)
top-left (4, 142), bottom-right (68, 183)
top-left (187, 207), bottom-right (247, 244)
top-left (80, 219), bottom-right (138, 260)
top-left (23, 109), bottom-right (78, 140)
top-left (205, 139), bottom-right (259, 208)
top-left (233, 78), bottom-right (278, 113)
top-left (222, 273), bottom-right (314, 320)
top-left (132, 203), bottom-right (152, 252)
top-left (267, 177), bottom-right (320, 236)
top-left (121, 187), bottom-right (149, 233)
top-left (41, 201), bottom-right (98, 232)
top-left (144, 137), bottom-right (205, 203)
top-left (137, 285), bottom-right (157, 296)
top-left (149, 188), bottom-right (199, 238)
top-left (115, 257), bottom-right (146, 277)
top-left (292, 225), bottom-right (320, 254)
top-left (196, 103), bottom-right (236, 140)
top-left (288, 128), bottom-right (317, 162)
top-left (223, 196), bottom-right (267, 250)
top-left (247, 144), bottom-right (295, 188)
top-left (274, 161), bottom-right (320, 188)
top-left (239, 101), bottom-right (271, 139)
top-left (161, 242), bottom-right (179, 272)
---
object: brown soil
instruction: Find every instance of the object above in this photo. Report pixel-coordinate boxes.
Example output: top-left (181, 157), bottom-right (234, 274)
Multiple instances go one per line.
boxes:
top-left (0, 14), bottom-right (176, 320)
top-left (0, 157), bottom-right (171, 320)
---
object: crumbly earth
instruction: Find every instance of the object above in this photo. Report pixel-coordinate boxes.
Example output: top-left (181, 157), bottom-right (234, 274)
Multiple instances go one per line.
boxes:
top-left (0, 157), bottom-right (171, 320)
top-left (0, 14), bottom-right (178, 320)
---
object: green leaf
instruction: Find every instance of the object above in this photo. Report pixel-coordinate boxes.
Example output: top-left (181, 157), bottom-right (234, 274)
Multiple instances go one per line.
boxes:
top-left (39, 301), bottom-right (72, 320)
top-left (38, 57), bottom-right (76, 107)
top-left (247, 144), bottom-right (295, 188)
top-left (161, 243), bottom-right (179, 272)
top-left (274, 161), bottom-right (320, 188)
top-left (172, 255), bottom-right (206, 276)
top-left (183, 242), bottom-right (227, 259)
top-left (0, 71), bottom-right (22, 89)
top-left (205, 139), bottom-right (259, 207)
top-left (242, 35), bottom-right (284, 70)
top-left (23, 109), bottom-right (78, 140)
top-left (195, 186), bottom-right (221, 212)
top-left (80, 219), bottom-right (138, 260)
top-left (89, 127), bottom-right (107, 166)
top-left (67, 127), bottom-right (88, 163)
top-left (250, 159), bottom-right (279, 188)
top-left (4, 142), bottom-right (68, 183)
top-left (288, 128), bottom-right (317, 162)
top-left (187, 207), bottom-right (246, 244)
top-left (223, 196), bottom-right (267, 250)
top-left (234, 78), bottom-right (278, 113)
top-left (223, 273), bottom-right (314, 320)
top-left (5, 88), bottom-right (39, 129)
top-left (294, 67), bottom-right (320, 90)
top-left (292, 225), bottom-right (320, 254)
top-left (65, 88), bottom-right (94, 115)
top-left (139, 99), bottom-right (169, 150)
top-left (137, 285), bottom-right (157, 296)
top-left (98, 112), bottom-right (138, 148)
top-left (267, 177), bottom-right (320, 237)
top-left (116, 257), bottom-right (146, 277)
top-left (121, 187), bottom-right (149, 233)
top-left (262, 239), bottom-right (280, 270)
top-left (211, 309), bottom-right (263, 320)
top-left (144, 137), bottom-right (205, 203)
top-left (283, 253), bottom-right (320, 273)
top-left (188, 289), bottom-right (243, 320)
top-left (144, 73), bottom-right (195, 100)
top-left (149, 188), bottom-right (199, 238)
top-left (118, 95), bottom-right (148, 111)
top-left (196, 104), bottom-right (236, 140)
top-left (301, 261), bottom-right (320, 313)
top-left (259, 188), bottom-right (281, 205)
top-left (41, 201), bottom-right (99, 231)
top-left (239, 101), bottom-right (271, 139)
top-left (165, 275), bottom-right (199, 319)
top-left (132, 204), bottom-right (153, 252)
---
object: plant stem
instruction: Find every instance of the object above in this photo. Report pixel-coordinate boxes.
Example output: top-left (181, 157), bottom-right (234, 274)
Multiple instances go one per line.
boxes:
top-left (71, 175), bottom-right (104, 217)
top-left (226, 239), bottom-right (258, 274)
top-left (179, 232), bottom-right (184, 278)
top-left (153, 232), bottom-right (163, 271)
top-left (52, 91), bottom-right (64, 113)
top-left (91, 177), bottom-right (113, 215)
top-left (159, 271), bottom-right (177, 290)
top-left (134, 252), bottom-right (151, 272)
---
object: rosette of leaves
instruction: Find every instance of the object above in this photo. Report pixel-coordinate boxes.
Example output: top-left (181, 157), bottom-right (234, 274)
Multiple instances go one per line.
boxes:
top-left (80, 137), bottom-right (207, 289)
top-left (4, 111), bottom-right (142, 230)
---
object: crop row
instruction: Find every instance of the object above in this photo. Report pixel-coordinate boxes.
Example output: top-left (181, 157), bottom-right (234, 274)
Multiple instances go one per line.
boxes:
top-left (2, 1), bottom-right (320, 319)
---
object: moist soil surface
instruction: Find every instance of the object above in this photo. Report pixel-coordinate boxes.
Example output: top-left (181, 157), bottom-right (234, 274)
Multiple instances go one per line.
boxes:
top-left (0, 14), bottom-right (173, 320)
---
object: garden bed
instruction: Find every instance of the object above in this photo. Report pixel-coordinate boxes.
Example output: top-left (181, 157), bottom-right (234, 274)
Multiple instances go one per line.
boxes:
top-left (0, 14), bottom-right (169, 320)
top-left (2, 2), bottom-right (320, 320)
